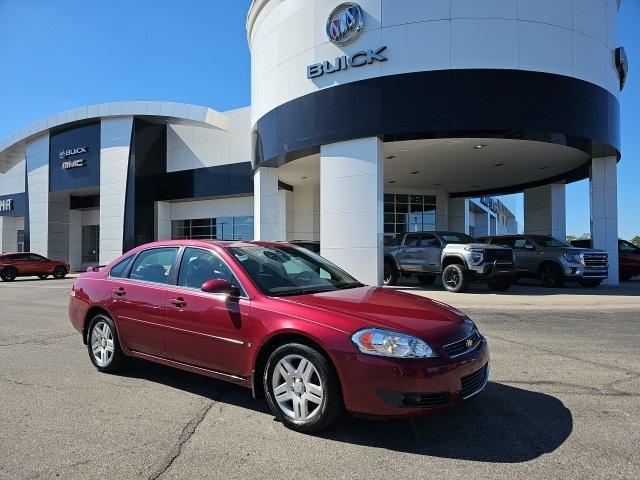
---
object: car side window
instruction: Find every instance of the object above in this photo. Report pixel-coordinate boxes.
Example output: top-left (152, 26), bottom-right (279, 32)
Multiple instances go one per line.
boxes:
top-left (129, 248), bottom-right (179, 285)
top-left (178, 248), bottom-right (241, 291)
top-left (28, 254), bottom-right (46, 262)
top-left (421, 234), bottom-right (437, 247)
top-left (619, 240), bottom-right (637, 252)
top-left (404, 234), bottom-right (420, 247)
top-left (513, 238), bottom-right (529, 249)
top-left (110, 255), bottom-right (135, 278)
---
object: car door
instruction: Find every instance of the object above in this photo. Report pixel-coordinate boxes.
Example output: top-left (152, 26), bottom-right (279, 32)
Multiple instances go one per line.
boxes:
top-left (619, 240), bottom-right (640, 275)
top-left (164, 247), bottom-right (249, 376)
top-left (420, 233), bottom-right (442, 273)
top-left (25, 254), bottom-right (50, 275)
top-left (396, 234), bottom-right (422, 272)
top-left (108, 247), bottom-right (179, 358)
top-left (513, 237), bottom-right (538, 273)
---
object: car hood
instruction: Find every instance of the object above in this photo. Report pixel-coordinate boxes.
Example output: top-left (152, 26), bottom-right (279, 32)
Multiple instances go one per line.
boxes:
top-left (278, 287), bottom-right (474, 347)
top-left (449, 242), bottom-right (509, 250)
top-left (542, 247), bottom-right (606, 254)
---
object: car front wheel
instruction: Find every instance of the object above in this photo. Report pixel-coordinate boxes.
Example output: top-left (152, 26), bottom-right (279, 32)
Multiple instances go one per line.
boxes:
top-left (264, 343), bottom-right (343, 433)
top-left (87, 314), bottom-right (127, 373)
top-left (53, 266), bottom-right (67, 279)
top-left (383, 260), bottom-right (399, 286)
top-left (442, 264), bottom-right (470, 293)
top-left (539, 263), bottom-right (564, 288)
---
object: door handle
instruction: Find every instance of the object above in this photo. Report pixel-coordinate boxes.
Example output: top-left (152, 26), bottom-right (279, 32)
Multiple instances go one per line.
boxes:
top-left (112, 287), bottom-right (126, 297)
top-left (170, 297), bottom-right (186, 308)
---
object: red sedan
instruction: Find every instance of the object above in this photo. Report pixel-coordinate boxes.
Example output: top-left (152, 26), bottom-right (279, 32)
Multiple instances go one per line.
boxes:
top-left (0, 252), bottom-right (69, 282)
top-left (69, 240), bottom-right (489, 432)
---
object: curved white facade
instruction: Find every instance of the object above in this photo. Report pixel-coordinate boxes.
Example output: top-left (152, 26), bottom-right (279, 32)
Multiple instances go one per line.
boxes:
top-left (249, 0), bottom-right (621, 122)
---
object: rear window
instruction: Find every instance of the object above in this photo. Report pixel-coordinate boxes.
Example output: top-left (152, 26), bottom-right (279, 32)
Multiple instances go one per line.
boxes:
top-left (110, 255), bottom-right (135, 278)
top-left (440, 233), bottom-right (477, 244)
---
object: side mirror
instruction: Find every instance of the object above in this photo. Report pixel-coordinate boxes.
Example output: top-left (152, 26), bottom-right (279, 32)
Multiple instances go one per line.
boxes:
top-left (201, 278), bottom-right (240, 297)
top-left (86, 266), bottom-right (99, 272)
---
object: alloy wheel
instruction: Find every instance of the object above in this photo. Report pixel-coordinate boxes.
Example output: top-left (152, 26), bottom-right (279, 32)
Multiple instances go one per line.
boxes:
top-left (90, 320), bottom-right (115, 368)
top-left (445, 269), bottom-right (460, 289)
top-left (271, 354), bottom-right (324, 422)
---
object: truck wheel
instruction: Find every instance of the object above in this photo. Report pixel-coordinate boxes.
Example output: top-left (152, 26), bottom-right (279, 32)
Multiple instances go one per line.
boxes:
top-left (579, 279), bottom-right (602, 288)
top-left (487, 278), bottom-right (513, 291)
top-left (442, 264), bottom-right (470, 293)
top-left (539, 262), bottom-right (564, 288)
top-left (383, 260), bottom-right (399, 286)
top-left (417, 274), bottom-right (436, 286)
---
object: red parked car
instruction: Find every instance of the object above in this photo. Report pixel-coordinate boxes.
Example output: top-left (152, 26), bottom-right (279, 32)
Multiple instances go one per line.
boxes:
top-left (69, 240), bottom-right (489, 432)
top-left (571, 239), bottom-right (640, 281)
top-left (0, 252), bottom-right (69, 282)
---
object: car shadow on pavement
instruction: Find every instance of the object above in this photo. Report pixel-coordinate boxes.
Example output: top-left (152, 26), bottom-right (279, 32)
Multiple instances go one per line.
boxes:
top-left (319, 382), bottom-right (573, 463)
top-left (121, 360), bottom-right (572, 463)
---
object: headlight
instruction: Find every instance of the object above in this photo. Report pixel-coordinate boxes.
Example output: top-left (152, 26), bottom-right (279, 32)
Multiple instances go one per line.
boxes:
top-left (563, 252), bottom-right (581, 263)
top-left (351, 328), bottom-right (437, 358)
top-left (465, 247), bottom-right (484, 265)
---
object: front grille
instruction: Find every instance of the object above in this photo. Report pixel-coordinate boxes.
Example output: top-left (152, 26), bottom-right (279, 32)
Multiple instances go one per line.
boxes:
top-left (443, 330), bottom-right (481, 358)
top-left (401, 391), bottom-right (451, 408)
top-left (583, 253), bottom-right (608, 268)
top-left (485, 250), bottom-right (513, 263)
top-left (461, 363), bottom-right (489, 399)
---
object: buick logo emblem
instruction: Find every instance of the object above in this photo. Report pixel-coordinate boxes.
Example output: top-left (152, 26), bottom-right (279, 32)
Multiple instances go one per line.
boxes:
top-left (326, 2), bottom-right (364, 46)
top-left (465, 338), bottom-right (474, 348)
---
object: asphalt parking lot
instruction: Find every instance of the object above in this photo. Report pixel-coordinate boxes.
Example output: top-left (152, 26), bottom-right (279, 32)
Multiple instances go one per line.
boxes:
top-left (0, 277), bottom-right (638, 480)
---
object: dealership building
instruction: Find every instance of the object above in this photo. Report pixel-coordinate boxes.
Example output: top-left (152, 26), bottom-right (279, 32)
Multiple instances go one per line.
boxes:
top-left (0, 0), bottom-right (625, 285)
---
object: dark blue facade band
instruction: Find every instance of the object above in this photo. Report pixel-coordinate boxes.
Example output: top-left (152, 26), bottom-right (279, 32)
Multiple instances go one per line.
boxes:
top-left (123, 119), bottom-right (254, 253)
top-left (49, 121), bottom-right (101, 192)
top-left (0, 192), bottom-right (27, 217)
top-left (254, 69), bottom-right (620, 196)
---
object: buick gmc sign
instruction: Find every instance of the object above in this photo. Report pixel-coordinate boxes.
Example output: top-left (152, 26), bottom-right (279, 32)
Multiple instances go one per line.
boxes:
top-left (49, 123), bottom-right (100, 192)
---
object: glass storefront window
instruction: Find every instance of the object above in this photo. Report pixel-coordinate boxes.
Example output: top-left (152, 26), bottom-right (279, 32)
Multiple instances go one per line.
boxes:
top-left (171, 216), bottom-right (254, 241)
top-left (17, 230), bottom-right (24, 252)
top-left (383, 194), bottom-right (437, 240)
top-left (82, 225), bottom-right (99, 264)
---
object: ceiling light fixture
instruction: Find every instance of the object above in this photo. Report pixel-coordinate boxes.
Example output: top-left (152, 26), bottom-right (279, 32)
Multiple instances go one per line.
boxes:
top-left (493, 163), bottom-right (504, 167)
top-left (388, 180), bottom-right (396, 184)
top-left (386, 155), bottom-right (396, 160)
top-left (411, 171), bottom-right (420, 175)
top-left (473, 145), bottom-right (487, 150)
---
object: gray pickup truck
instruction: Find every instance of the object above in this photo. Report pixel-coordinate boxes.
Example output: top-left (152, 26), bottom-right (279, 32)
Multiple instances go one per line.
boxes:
top-left (384, 231), bottom-right (515, 293)
top-left (481, 235), bottom-right (608, 288)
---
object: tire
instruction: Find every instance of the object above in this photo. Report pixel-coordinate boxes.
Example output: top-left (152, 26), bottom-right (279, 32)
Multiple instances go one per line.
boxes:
top-left (264, 343), bottom-right (343, 433)
top-left (383, 260), bottom-right (399, 286)
top-left (86, 314), bottom-right (127, 373)
top-left (579, 279), bottom-right (602, 288)
top-left (417, 274), bottom-right (436, 286)
top-left (0, 268), bottom-right (17, 282)
top-left (442, 264), bottom-right (470, 293)
top-left (539, 262), bottom-right (564, 288)
top-left (487, 277), bottom-right (513, 291)
top-left (38, 274), bottom-right (48, 280)
top-left (53, 266), bottom-right (67, 279)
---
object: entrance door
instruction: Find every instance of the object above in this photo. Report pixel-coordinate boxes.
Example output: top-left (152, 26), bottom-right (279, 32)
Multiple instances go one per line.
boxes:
top-left (82, 225), bottom-right (99, 266)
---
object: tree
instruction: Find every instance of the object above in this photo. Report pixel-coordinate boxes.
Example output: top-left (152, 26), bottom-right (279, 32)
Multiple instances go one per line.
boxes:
top-left (632, 236), bottom-right (640, 248)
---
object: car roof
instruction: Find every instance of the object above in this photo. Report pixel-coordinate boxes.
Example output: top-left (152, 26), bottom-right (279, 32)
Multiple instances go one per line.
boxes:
top-left (128, 239), bottom-right (296, 251)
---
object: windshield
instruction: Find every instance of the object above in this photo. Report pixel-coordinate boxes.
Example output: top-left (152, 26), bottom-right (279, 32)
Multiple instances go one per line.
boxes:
top-left (439, 232), bottom-right (477, 244)
top-left (530, 236), bottom-right (571, 248)
top-left (228, 245), bottom-right (363, 297)
top-left (384, 235), bottom-right (404, 246)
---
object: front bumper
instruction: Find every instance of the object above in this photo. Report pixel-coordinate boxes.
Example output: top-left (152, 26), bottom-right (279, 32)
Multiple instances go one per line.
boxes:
top-left (336, 337), bottom-right (490, 417)
top-left (469, 261), bottom-right (515, 280)
top-left (562, 261), bottom-right (608, 280)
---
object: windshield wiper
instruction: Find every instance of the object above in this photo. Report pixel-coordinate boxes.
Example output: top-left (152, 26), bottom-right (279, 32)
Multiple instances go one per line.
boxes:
top-left (272, 287), bottom-right (336, 297)
top-left (335, 282), bottom-right (364, 290)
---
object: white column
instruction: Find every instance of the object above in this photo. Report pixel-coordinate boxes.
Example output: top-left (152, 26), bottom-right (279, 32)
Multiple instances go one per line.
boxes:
top-left (590, 156), bottom-right (619, 285)
top-left (100, 117), bottom-right (133, 264)
top-left (448, 198), bottom-right (469, 234)
top-left (320, 137), bottom-right (383, 286)
top-left (293, 184), bottom-right (320, 241)
top-left (0, 217), bottom-right (7, 252)
top-left (69, 210), bottom-right (82, 272)
top-left (155, 201), bottom-right (172, 241)
top-left (436, 191), bottom-right (449, 230)
top-left (26, 134), bottom-right (50, 257)
top-left (278, 189), bottom-right (294, 241)
top-left (253, 167), bottom-right (280, 241)
top-left (47, 191), bottom-right (70, 262)
top-left (524, 184), bottom-right (566, 239)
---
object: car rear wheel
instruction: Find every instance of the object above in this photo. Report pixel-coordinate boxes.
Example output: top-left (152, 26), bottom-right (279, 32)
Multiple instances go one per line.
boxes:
top-left (539, 263), bottom-right (564, 288)
top-left (0, 268), bottom-right (17, 282)
top-left (264, 343), bottom-right (343, 433)
top-left (87, 314), bottom-right (127, 373)
top-left (417, 274), bottom-right (436, 286)
top-left (579, 279), bottom-right (602, 288)
top-left (487, 277), bottom-right (513, 291)
top-left (383, 260), bottom-right (399, 286)
top-left (53, 266), bottom-right (67, 279)
top-left (442, 264), bottom-right (470, 293)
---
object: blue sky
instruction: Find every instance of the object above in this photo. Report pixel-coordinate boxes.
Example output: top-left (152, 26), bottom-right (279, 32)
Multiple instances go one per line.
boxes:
top-left (0, 0), bottom-right (637, 239)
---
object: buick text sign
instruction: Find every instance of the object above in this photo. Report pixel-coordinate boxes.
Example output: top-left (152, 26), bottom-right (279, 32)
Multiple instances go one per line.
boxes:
top-left (307, 46), bottom-right (388, 79)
